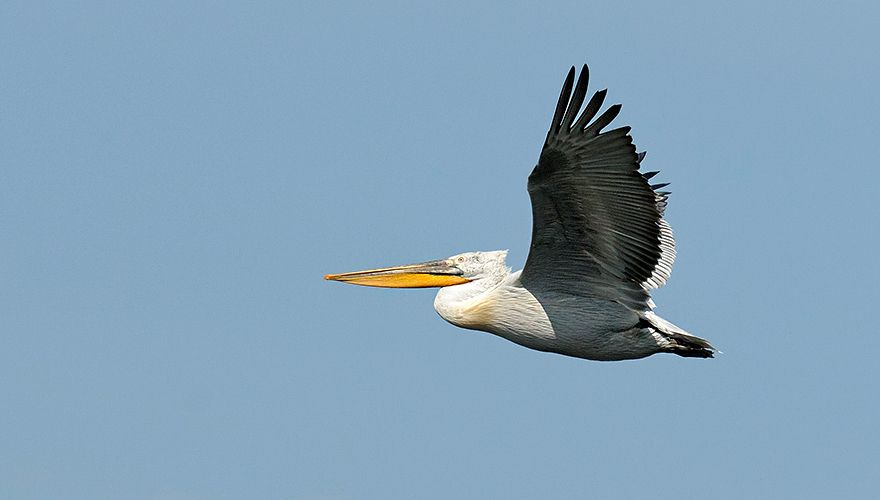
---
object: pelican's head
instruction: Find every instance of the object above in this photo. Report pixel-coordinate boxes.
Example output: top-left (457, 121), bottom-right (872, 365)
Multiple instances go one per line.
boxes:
top-left (324, 250), bottom-right (509, 288)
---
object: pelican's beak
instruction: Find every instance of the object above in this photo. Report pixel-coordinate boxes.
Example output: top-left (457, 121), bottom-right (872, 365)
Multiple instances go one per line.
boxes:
top-left (324, 259), bottom-right (470, 288)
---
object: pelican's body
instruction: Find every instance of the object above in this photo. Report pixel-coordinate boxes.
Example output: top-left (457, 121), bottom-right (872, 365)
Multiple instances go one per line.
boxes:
top-left (326, 65), bottom-right (714, 361)
top-left (429, 252), bottom-right (705, 360)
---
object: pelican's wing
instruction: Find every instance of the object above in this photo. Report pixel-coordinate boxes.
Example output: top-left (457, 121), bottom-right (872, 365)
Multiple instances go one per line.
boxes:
top-left (521, 65), bottom-right (675, 309)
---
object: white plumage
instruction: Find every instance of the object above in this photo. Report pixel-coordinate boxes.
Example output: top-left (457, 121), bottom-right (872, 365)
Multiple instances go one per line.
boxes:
top-left (326, 65), bottom-right (714, 361)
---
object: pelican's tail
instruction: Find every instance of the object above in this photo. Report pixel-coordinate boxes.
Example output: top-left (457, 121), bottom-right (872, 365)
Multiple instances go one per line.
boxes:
top-left (641, 311), bottom-right (715, 359)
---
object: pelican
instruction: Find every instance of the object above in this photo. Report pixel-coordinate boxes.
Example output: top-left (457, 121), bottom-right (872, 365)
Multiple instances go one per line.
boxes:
top-left (325, 65), bottom-right (714, 361)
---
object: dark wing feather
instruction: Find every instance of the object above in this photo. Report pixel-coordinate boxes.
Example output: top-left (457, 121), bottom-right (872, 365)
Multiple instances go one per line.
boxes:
top-left (522, 65), bottom-right (674, 307)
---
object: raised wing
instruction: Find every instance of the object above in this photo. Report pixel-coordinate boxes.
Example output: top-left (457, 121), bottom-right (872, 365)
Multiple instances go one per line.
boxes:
top-left (521, 65), bottom-right (675, 308)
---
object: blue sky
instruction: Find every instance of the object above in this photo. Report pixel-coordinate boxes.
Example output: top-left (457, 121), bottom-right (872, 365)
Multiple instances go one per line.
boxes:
top-left (2, 1), bottom-right (878, 499)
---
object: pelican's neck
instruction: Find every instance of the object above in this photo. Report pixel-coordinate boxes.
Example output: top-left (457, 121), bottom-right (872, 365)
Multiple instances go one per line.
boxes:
top-left (433, 268), bottom-right (510, 329)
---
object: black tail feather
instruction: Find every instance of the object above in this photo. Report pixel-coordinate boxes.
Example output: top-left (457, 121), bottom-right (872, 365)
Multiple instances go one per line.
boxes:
top-left (666, 332), bottom-right (715, 358)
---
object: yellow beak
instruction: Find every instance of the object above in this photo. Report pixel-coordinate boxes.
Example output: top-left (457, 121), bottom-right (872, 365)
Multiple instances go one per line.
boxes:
top-left (324, 259), bottom-right (470, 288)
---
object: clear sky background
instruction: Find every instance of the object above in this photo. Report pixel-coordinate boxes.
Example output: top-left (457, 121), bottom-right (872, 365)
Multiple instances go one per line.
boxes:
top-left (2, 1), bottom-right (878, 499)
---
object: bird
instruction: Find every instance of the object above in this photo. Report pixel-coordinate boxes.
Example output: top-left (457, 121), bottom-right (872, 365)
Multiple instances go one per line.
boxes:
top-left (325, 64), bottom-right (714, 361)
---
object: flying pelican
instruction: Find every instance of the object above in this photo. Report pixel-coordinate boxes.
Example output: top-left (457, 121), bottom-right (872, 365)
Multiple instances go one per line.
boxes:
top-left (325, 65), bottom-right (714, 361)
